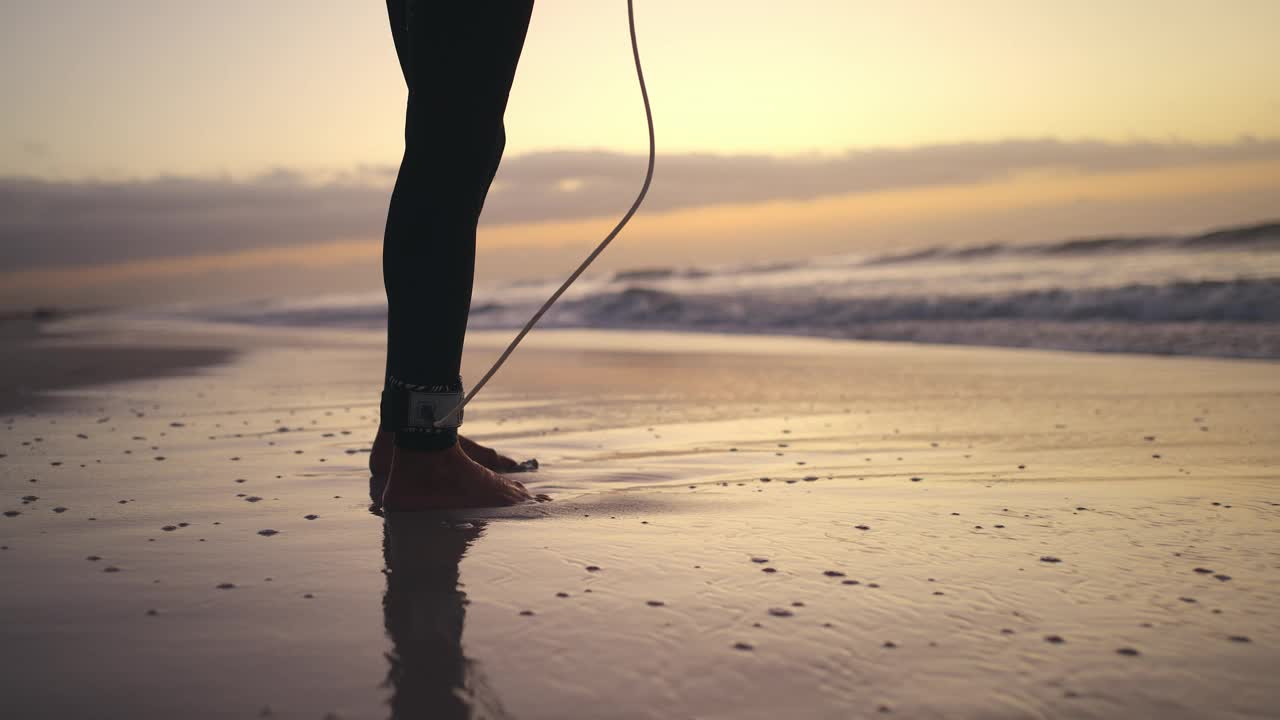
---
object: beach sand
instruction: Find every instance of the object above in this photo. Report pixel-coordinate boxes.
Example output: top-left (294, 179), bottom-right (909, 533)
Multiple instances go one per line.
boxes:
top-left (1, 318), bottom-right (1277, 719)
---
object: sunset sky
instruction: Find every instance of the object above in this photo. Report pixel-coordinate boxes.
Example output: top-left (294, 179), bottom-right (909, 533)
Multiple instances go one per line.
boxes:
top-left (2, 0), bottom-right (1278, 307)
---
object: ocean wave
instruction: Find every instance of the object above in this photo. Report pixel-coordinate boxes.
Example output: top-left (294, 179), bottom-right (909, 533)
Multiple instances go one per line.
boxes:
top-left (177, 219), bottom-right (1280, 359)
top-left (478, 278), bottom-right (1280, 358)
top-left (219, 278), bottom-right (1244, 359)
top-left (549, 278), bottom-right (1280, 329)
top-left (860, 220), bottom-right (1280, 266)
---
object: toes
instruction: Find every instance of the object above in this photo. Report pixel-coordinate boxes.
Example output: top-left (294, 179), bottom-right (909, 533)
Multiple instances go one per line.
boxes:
top-left (458, 436), bottom-right (529, 473)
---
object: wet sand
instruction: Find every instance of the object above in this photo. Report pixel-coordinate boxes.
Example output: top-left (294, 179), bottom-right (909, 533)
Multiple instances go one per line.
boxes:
top-left (1, 320), bottom-right (1278, 719)
top-left (0, 312), bottom-right (235, 412)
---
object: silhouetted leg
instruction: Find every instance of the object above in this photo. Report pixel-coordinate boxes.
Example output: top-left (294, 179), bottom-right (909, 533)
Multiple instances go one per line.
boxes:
top-left (375, 3), bottom-right (541, 511)
top-left (381, 1), bottom-right (533, 451)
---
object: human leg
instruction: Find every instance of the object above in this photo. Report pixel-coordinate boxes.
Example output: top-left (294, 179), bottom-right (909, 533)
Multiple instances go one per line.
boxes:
top-left (379, 1), bottom-right (539, 509)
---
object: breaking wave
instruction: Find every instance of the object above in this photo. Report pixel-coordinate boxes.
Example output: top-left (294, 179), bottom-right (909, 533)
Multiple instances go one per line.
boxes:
top-left (185, 219), bottom-right (1280, 359)
top-left (860, 221), bottom-right (1280, 266)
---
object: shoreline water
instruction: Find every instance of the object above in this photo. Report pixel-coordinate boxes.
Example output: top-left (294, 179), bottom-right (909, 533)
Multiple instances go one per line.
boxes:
top-left (0, 313), bottom-right (236, 413)
top-left (1, 321), bottom-right (1277, 718)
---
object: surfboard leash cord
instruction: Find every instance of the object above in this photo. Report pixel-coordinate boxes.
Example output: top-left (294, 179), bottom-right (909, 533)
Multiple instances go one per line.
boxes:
top-left (433, 0), bottom-right (655, 427)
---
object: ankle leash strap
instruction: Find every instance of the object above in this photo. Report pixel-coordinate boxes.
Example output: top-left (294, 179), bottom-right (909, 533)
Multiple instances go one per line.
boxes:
top-left (381, 378), bottom-right (465, 434)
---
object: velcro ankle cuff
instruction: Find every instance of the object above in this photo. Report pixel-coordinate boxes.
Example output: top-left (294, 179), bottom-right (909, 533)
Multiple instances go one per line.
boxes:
top-left (380, 376), bottom-right (464, 438)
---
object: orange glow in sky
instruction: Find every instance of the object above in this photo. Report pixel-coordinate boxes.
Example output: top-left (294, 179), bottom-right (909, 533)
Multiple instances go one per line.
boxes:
top-left (1, 1), bottom-right (1278, 307)
top-left (3, 0), bottom-right (1277, 178)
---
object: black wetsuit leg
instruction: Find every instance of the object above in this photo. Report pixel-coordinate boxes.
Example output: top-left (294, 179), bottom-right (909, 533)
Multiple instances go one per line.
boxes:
top-left (380, 1), bottom-right (534, 450)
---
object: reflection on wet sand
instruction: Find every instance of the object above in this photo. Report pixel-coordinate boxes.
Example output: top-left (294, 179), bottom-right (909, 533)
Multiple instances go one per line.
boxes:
top-left (381, 515), bottom-right (507, 719)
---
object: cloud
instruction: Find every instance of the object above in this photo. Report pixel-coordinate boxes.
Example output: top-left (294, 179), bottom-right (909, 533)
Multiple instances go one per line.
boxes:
top-left (489, 136), bottom-right (1280, 223)
top-left (2, 137), bottom-right (1278, 272)
top-left (20, 140), bottom-right (51, 157)
top-left (0, 170), bottom-right (392, 270)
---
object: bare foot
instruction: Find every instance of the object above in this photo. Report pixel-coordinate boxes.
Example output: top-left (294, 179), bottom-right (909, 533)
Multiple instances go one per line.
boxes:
top-left (382, 443), bottom-right (550, 511)
top-left (370, 430), bottom-right (534, 477)
top-left (458, 435), bottom-right (534, 473)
